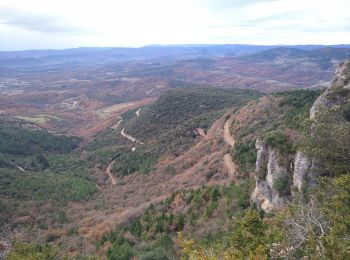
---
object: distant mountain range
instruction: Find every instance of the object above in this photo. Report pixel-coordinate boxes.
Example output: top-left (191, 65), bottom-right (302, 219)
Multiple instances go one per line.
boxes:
top-left (1, 44), bottom-right (350, 67)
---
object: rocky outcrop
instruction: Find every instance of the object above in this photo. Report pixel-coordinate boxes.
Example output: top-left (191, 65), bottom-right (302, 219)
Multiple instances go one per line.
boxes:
top-left (251, 139), bottom-right (289, 211)
top-left (293, 152), bottom-right (312, 191)
top-left (251, 140), bottom-right (319, 211)
top-left (252, 60), bottom-right (350, 211)
top-left (311, 60), bottom-right (350, 119)
top-left (333, 60), bottom-right (350, 88)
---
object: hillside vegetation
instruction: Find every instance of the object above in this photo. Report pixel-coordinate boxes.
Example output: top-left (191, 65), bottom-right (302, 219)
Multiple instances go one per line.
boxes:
top-left (181, 62), bottom-right (350, 258)
top-left (232, 89), bottom-right (322, 174)
top-left (86, 88), bottom-right (261, 177)
top-left (97, 84), bottom-right (350, 259)
top-left (100, 181), bottom-right (254, 259)
top-left (0, 121), bottom-right (96, 229)
top-left (3, 59), bottom-right (350, 259)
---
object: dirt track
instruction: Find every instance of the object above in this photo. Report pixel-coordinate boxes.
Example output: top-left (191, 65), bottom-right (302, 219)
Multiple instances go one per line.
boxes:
top-left (67, 110), bottom-right (241, 246)
top-left (224, 154), bottom-right (238, 182)
top-left (105, 160), bottom-right (116, 185)
top-left (222, 116), bottom-right (238, 182)
top-left (121, 128), bottom-right (144, 144)
top-left (223, 116), bottom-right (235, 147)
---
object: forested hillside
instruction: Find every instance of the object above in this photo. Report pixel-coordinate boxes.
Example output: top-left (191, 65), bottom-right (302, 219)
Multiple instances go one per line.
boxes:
top-left (0, 122), bottom-right (96, 233)
top-left (1, 59), bottom-right (350, 259)
top-left (94, 62), bottom-right (350, 259)
top-left (86, 88), bottom-right (261, 177)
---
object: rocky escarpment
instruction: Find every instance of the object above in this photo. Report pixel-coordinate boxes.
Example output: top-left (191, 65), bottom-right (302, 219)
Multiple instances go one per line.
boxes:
top-left (292, 151), bottom-right (315, 191)
top-left (252, 59), bottom-right (350, 211)
top-left (251, 139), bottom-right (290, 211)
top-left (311, 59), bottom-right (350, 119)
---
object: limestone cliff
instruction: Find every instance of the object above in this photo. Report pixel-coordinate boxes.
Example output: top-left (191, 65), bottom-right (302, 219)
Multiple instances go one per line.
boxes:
top-left (311, 59), bottom-right (350, 119)
top-left (251, 59), bottom-right (350, 211)
top-left (251, 139), bottom-right (290, 211)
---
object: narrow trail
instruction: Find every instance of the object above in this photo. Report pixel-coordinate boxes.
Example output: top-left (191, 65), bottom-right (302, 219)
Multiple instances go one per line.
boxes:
top-left (9, 161), bottom-right (25, 172)
top-left (105, 114), bottom-right (144, 186)
top-left (121, 128), bottom-right (144, 144)
top-left (111, 117), bottom-right (123, 130)
top-left (135, 109), bottom-right (141, 116)
top-left (224, 154), bottom-right (238, 182)
top-left (222, 116), bottom-right (238, 182)
top-left (105, 160), bottom-right (116, 186)
top-left (196, 128), bottom-right (206, 137)
top-left (16, 165), bottom-right (25, 172)
top-left (223, 117), bottom-right (235, 147)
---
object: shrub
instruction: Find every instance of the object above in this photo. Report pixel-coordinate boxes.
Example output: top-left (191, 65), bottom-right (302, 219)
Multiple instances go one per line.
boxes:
top-left (265, 130), bottom-right (286, 148)
top-left (139, 248), bottom-right (169, 260)
top-left (277, 89), bottom-right (322, 129)
top-left (175, 214), bottom-right (185, 231)
top-left (57, 210), bottom-right (68, 224)
top-left (205, 169), bottom-right (216, 180)
top-left (205, 202), bottom-right (218, 218)
top-left (210, 186), bottom-right (220, 202)
top-left (113, 151), bottom-right (157, 176)
top-left (46, 233), bottom-right (59, 243)
top-left (343, 103), bottom-right (350, 122)
top-left (107, 242), bottom-right (133, 260)
top-left (273, 176), bottom-right (289, 196)
top-left (164, 165), bottom-right (176, 175)
top-left (7, 241), bottom-right (58, 260)
top-left (234, 141), bottom-right (257, 173)
top-left (327, 86), bottom-right (350, 101)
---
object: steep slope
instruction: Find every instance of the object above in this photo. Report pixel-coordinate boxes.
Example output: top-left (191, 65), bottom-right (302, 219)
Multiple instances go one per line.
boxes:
top-left (250, 60), bottom-right (350, 211)
top-left (1, 88), bottom-right (260, 258)
top-left (175, 60), bottom-right (350, 260)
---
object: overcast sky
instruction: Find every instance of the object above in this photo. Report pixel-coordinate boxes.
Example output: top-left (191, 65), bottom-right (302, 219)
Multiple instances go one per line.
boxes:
top-left (0, 0), bottom-right (349, 50)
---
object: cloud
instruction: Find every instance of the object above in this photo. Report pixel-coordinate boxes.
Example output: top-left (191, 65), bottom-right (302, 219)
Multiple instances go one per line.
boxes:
top-left (0, 7), bottom-right (80, 33)
top-left (200, 0), bottom-right (279, 10)
top-left (0, 0), bottom-right (349, 50)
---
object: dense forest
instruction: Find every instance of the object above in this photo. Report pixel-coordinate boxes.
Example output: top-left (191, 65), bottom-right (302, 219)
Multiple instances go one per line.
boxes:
top-left (0, 121), bottom-right (96, 229)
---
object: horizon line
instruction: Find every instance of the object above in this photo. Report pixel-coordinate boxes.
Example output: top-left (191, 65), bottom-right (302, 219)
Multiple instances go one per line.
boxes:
top-left (1, 43), bottom-right (350, 52)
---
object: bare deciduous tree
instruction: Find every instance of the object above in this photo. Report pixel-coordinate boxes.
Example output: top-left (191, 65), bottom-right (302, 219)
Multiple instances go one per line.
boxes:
top-left (0, 229), bottom-right (12, 259)
top-left (272, 199), bottom-right (329, 259)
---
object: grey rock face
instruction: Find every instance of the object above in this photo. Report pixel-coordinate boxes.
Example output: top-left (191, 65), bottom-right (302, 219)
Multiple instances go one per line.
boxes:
top-left (293, 152), bottom-right (312, 191)
top-left (251, 180), bottom-right (274, 211)
top-left (333, 59), bottom-right (350, 89)
top-left (251, 139), bottom-right (289, 211)
top-left (251, 60), bottom-right (350, 211)
top-left (311, 59), bottom-right (350, 119)
top-left (255, 139), bottom-right (268, 180)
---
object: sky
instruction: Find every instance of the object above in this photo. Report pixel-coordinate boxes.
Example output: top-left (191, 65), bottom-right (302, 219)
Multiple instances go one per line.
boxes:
top-left (0, 0), bottom-right (349, 50)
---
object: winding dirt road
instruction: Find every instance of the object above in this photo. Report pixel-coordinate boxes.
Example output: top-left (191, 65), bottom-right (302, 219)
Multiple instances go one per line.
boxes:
top-left (105, 160), bottom-right (116, 186)
top-left (222, 116), bottom-right (238, 182)
top-left (121, 128), bottom-right (144, 144)
top-left (223, 117), bottom-right (235, 147)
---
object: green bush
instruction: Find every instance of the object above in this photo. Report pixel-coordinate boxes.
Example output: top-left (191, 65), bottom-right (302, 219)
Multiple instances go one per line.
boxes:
top-left (46, 233), bottom-right (59, 243)
top-left (107, 242), bottom-right (133, 260)
top-left (205, 202), bottom-right (218, 218)
top-left (265, 130), bottom-right (286, 148)
top-left (139, 248), bottom-right (169, 260)
top-left (112, 151), bottom-right (157, 176)
top-left (234, 141), bottom-right (257, 173)
top-left (343, 103), bottom-right (350, 122)
top-left (273, 176), bottom-right (289, 196)
top-left (0, 121), bottom-right (80, 157)
top-left (57, 210), bottom-right (68, 224)
top-left (277, 89), bottom-right (323, 129)
top-left (7, 241), bottom-right (58, 260)
top-left (0, 169), bottom-right (96, 202)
